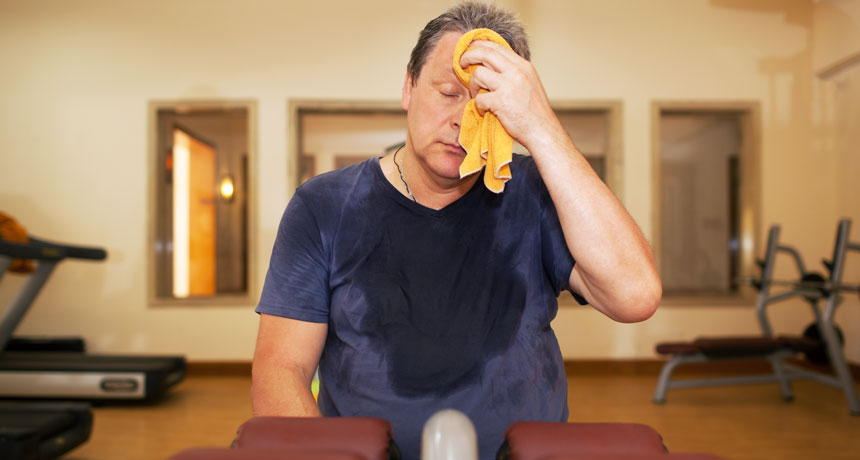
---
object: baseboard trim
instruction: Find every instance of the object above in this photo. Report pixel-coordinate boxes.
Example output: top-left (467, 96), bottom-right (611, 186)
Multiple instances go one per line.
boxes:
top-left (564, 359), bottom-right (773, 376)
top-left (187, 361), bottom-right (252, 376)
top-left (185, 359), bottom-right (859, 381)
top-left (563, 358), bottom-right (860, 382)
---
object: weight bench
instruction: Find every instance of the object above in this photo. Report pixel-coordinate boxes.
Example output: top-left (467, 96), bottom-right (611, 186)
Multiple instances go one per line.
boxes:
top-left (497, 422), bottom-right (665, 459)
top-left (536, 455), bottom-right (725, 460)
top-left (169, 448), bottom-right (366, 460)
top-left (496, 421), bottom-right (725, 459)
top-left (169, 416), bottom-right (400, 460)
top-left (653, 219), bottom-right (860, 415)
top-left (170, 416), bottom-right (725, 460)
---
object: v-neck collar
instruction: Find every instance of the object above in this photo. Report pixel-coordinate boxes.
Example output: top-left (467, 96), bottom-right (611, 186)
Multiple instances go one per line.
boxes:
top-left (371, 157), bottom-right (485, 217)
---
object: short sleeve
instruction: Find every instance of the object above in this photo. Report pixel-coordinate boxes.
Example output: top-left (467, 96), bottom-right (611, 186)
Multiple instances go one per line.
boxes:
top-left (539, 181), bottom-right (589, 306)
top-left (256, 193), bottom-right (331, 323)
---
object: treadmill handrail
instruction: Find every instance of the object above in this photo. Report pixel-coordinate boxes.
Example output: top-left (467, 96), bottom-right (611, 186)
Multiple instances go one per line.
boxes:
top-left (0, 237), bottom-right (106, 261)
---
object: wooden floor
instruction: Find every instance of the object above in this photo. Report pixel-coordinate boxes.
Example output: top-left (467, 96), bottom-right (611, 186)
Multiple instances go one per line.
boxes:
top-left (66, 372), bottom-right (860, 460)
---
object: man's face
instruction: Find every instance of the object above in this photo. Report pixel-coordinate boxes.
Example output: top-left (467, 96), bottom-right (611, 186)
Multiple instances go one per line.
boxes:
top-left (401, 31), bottom-right (471, 182)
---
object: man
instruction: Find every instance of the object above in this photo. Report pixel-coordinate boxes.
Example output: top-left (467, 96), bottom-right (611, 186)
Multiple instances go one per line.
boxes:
top-left (252, 2), bottom-right (661, 459)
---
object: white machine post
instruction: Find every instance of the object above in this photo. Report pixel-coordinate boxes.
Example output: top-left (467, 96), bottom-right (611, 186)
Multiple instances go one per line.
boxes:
top-left (421, 409), bottom-right (478, 460)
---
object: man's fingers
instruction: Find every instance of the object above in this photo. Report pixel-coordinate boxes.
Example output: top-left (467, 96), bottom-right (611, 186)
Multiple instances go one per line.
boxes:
top-left (458, 40), bottom-right (516, 74)
top-left (468, 66), bottom-right (501, 96)
top-left (473, 91), bottom-right (496, 116)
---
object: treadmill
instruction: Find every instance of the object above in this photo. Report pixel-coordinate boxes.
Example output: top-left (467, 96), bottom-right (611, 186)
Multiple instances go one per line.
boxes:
top-left (0, 236), bottom-right (186, 402)
top-left (0, 400), bottom-right (93, 460)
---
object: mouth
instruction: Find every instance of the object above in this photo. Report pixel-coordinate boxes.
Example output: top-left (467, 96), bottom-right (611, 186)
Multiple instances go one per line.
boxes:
top-left (443, 142), bottom-right (467, 156)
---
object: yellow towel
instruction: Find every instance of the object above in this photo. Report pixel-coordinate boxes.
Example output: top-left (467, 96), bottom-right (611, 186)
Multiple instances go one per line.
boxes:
top-left (453, 28), bottom-right (514, 194)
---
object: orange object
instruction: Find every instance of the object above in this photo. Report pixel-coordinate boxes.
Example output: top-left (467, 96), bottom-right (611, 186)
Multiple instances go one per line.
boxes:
top-left (453, 28), bottom-right (514, 193)
top-left (0, 211), bottom-right (35, 273)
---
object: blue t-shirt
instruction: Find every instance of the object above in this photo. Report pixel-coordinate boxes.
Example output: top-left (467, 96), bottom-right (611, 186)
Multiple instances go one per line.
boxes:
top-left (257, 154), bottom-right (582, 460)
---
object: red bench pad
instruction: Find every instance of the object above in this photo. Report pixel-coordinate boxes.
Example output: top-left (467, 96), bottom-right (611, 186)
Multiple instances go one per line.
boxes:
top-left (504, 422), bottom-right (666, 460)
top-left (169, 447), bottom-right (366, 460)
top-left (233, 417), bottom-right (394, 460)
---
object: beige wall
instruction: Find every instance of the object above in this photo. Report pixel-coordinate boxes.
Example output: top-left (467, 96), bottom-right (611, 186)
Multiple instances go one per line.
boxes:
top-left (812, 0), bottom-right (860, 362)
top-left (1, 0), bottom-right (858, 362)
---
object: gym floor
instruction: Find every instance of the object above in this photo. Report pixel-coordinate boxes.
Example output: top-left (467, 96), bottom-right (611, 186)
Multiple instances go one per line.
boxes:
top-left (66, 370), bottom-right (860, 460)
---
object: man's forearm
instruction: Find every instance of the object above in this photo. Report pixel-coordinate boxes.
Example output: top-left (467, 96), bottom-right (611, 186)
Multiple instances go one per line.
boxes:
top-left (251, 364), bottom-right (321, 417)
top-left (529, 122), bottom-right (661, 322)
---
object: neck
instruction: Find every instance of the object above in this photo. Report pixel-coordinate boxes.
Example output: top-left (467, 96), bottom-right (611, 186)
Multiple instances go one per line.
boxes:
top-left (388, 143), bottom-right (478, 210)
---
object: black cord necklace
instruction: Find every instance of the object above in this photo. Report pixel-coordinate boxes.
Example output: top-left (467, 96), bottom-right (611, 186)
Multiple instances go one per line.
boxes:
top-left (393, 145), bottom-right (416, 202)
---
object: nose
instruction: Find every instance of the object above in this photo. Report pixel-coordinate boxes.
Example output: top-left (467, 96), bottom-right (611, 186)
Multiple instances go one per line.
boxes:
top-left (451, 100), bottom-right (467, 129)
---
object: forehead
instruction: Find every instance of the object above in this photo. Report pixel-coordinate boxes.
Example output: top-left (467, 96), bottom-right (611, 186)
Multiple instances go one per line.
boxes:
top-left (420, 31), bottom-right (462, 81)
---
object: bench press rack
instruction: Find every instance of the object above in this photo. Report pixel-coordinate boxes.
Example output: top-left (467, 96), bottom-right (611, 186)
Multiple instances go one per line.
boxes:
top-left (653, 219), bottom-right (860, 415)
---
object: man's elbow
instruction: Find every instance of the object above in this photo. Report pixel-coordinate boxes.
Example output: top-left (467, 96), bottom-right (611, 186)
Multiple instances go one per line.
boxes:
top-left (612, 276), bottom-right (662, 323)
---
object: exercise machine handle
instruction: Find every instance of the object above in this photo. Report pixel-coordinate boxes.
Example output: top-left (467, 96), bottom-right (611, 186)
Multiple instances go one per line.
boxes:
top-left (0, 237), bottom-right (107, 261)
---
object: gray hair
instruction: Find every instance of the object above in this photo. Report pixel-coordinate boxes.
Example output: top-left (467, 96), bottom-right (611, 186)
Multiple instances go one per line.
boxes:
top-left (406, 1), bottom-right (530, 84)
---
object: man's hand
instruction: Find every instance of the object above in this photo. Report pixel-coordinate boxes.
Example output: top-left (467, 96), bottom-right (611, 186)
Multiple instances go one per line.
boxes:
top-left (458, 40), bottom-right (563, 154)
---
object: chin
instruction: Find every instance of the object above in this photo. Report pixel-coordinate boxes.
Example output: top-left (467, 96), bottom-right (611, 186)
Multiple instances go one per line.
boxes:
top-left (414, 143), bottom-right (468, 181)
top-left (434, 153), bottom-right (466, 180)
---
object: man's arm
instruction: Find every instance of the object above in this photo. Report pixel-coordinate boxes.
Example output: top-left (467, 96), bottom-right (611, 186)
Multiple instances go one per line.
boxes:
top-left (251, 313), bottom-right (328, 416)
top-left (460, 41), bottom-right (661, 323)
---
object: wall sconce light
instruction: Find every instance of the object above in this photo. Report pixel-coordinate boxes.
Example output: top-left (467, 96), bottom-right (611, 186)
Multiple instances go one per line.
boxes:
top-left (219, 174), bottom-right (235, 202)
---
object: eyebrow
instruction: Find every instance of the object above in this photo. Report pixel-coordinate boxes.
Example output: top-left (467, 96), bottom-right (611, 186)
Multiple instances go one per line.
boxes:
top-left (431, 72), bottom-right (465, 88)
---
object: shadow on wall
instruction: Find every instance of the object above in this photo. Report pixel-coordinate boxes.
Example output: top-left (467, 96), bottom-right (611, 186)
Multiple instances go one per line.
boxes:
top-left (710, 0), bottom-right (809, 26)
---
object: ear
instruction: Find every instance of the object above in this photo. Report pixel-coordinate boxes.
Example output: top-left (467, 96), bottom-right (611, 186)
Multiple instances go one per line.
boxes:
top-left (401, 71), bottom-right (413, 111)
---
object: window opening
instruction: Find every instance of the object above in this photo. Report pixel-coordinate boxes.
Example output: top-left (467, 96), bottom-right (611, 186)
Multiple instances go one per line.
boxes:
top-left (659, 111), bottom-right (744, 295)
top-left (152, 104), bottom-right (252, 302)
